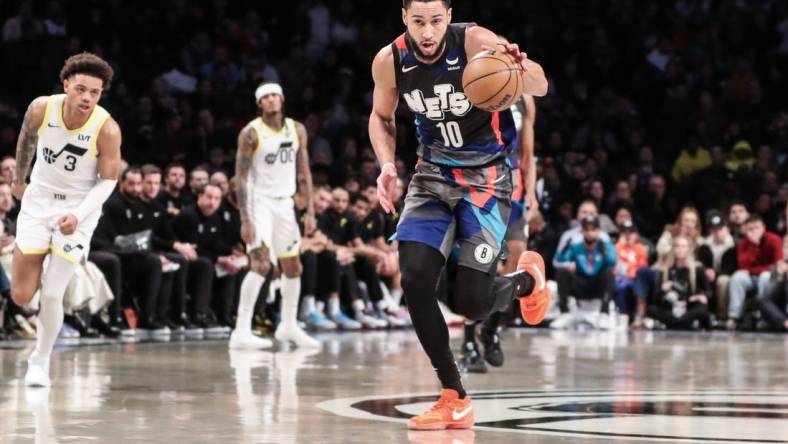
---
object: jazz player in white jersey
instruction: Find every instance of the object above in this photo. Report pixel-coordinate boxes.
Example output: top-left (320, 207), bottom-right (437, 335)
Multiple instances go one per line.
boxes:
top-left (10, 53), bottom-right (122, 387)
top-left (230, 82), bottom-right (319, 349)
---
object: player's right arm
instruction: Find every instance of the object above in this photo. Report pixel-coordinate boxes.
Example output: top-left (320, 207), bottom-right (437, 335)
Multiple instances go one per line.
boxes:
top-left (12, 96), bottom-right (48, 199)
top-left (235, 124), bottom-right (258, 245)
top-left (369, 46), bottom-right (400, 214)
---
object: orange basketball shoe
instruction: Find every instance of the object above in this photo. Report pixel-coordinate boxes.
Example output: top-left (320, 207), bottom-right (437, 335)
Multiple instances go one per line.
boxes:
top-left (407, 389), bottom-right (474, 430)
top-left (516, 251), bottom-right (550, 325)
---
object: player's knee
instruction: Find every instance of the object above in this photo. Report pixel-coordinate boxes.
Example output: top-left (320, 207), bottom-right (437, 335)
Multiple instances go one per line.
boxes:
top-left (282, 262), bottom-right (302, 278)
top-left (453, 290), bottom-right (489, 321)
top-left (10, 286), bottom-right (34, 307)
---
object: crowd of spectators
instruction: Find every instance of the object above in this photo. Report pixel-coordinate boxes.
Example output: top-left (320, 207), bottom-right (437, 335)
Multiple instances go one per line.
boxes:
top-left (1, 0), bottom-right (788, 339)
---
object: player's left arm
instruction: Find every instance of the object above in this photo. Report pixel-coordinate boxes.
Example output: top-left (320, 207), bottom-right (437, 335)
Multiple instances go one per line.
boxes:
top-left (520, 94), bottom-right (539, 219)
top-left (59, 118), bottom-right (121, 235)
top-left (295, 121), bottom-right (316, 235)
top-left (465, 25), bottom-right (548, 97)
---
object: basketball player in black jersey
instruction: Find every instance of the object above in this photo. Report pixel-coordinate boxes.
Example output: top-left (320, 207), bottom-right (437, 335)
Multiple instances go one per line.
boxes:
top-left (370, 0), bottom-right (549, 430)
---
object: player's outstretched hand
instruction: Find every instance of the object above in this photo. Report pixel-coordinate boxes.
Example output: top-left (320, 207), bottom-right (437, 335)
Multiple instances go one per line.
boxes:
top-left (376, 163), bottom-right (398, 214)
top-left (481, 42), bottom-right (529, 72)
top-left (57, 214), bottom-right (78, 235)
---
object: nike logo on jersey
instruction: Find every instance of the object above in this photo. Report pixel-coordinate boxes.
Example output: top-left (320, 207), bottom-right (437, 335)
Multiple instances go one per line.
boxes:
top-left (402, 83), bottom-right (472, 120)
top-left (452, 405), bottom-right (473, 421)
top-left (401, 65), bottom-right (418, 73)
top-left (47, 123), bottom-right (58, 128)
top-left (492, 174), bottom-right (507, 184)
top-left (446, 57), bottom-right (459, 65)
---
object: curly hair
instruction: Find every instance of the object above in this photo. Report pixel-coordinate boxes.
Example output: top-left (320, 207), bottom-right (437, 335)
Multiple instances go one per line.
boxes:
top-left (59, 52), bottom-right (114, 88)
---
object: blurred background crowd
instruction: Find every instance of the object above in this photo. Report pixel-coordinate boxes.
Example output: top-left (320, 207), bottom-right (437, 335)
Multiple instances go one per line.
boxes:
top-left (1, 0), bottom-right (787, 341)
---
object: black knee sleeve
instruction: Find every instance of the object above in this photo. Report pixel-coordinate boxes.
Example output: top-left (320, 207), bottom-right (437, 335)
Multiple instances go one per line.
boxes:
top-left (452, 267), bottom-right (496, 321)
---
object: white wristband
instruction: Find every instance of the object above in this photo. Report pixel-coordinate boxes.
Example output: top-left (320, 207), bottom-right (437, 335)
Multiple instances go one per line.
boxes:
top-left (381, 162), bottom-right (396, 172)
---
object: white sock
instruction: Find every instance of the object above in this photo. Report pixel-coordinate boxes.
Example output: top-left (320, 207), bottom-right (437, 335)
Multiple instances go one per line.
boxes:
top-left (328, 297), bottom-right (340, 317)
top-left (390, 289), bottom-right (403, 307)
top-left (34, 255), bottom-right (77, 358)
top-left (235, 271), bottom-right (265, 335)
top-left (279, 276), bottom-right (300, 329)
top-left (301, 295), bottom-right (316, 318)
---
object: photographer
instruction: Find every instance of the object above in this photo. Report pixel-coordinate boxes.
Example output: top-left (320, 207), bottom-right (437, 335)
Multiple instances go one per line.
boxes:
top-left (647, 235), bottom-right (712, 330)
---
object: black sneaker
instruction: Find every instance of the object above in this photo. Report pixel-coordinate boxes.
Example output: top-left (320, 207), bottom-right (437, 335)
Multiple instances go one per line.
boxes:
top-left (193, 311), bottom-right (225, 334)
top-left (137, 318), bottom-right (171, 335)
top-left (458, 342), bottom-right (488, 374)
top-left (91, 314), bottom-right (121, 338)
top-left (64, 313), bottom-right (101, 338)
top-left (160, 317), bottom-right (184, 333)
top-left (480, 330), bottom-right (504, 367)
top-left (174, 313), bottom-right (204, 335)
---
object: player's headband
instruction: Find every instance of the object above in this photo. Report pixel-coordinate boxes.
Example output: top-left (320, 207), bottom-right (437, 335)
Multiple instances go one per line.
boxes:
top-left (255, 83), bottom-right (283, 102)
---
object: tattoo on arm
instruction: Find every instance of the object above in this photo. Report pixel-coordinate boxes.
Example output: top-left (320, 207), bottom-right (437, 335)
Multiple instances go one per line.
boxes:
top-left (295, 123), bottom-right (314, 215)
top-left (15, 102), bottom-right (39, 184)
top-left (235, 126), bottom-right (256, 221)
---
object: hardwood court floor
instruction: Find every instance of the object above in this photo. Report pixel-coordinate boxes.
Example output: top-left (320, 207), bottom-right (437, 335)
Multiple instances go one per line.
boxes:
top-left (1, 329), bottom-right (787, 443)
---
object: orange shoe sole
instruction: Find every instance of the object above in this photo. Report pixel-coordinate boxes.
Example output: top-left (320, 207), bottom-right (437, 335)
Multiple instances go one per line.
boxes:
top-left (407, 410), bottom-right (474, 430)
top-left (517, 251), bottom-right (550, 325)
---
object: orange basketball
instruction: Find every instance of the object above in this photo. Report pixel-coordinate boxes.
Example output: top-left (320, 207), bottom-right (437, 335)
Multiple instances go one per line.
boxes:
top-left (462, 50), bottom-right (524, 112)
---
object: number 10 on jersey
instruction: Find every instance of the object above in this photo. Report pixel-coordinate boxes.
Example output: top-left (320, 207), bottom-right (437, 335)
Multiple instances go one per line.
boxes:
top-left (436, 121), bottom-right (463, 148)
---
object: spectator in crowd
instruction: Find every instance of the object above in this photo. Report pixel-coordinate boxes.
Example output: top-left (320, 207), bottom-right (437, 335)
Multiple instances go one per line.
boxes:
top-left (671, 138), bottom-right (711, 184)
top-left (606, 180), bottom-right (635, 215)
top-left (93, 167), bottom-right (169, 333)
top-left (728, 201), bottom-right (751, 241)
top-left (0, 180), bottom-right (15, 273)
top-left (320, 187), bottom-right (386, 328)
top-left (0, 156), bottom-right (15, 183)
top-left (0, 158), bottom-right (18, 220)
top-left (188, 165), bottom-right (210, 196)
top-left (551, 215), bottom-right (617, 329)
top-left (727, 215), bottom-right (784, 330)
top-left (646, 235), bottom-right (712, 330)
top-left (350, 193), bottom-right (405, 326)
top-left (525, 212), bottom-right (559, 280)
top-left (656, 207), bottom-right (703, 265)
top-left (139, 164), bottom-right (203, 332)
top-left (311, 186), bottom-right (360, 330)
top-left (210, 171), bottom-right (230, 195)
top-left (156, 163), bottom-right (193, 217)
top-left (634, 175), bottom-right (676, 240)
top-left (298, 194), bottom-right (340, 331)
top-left (554, 200), bottom-right (612, 270)
top-left (758, 235), bottom-right (788, 331)
top-left (696, 210), bottom-right (737, 322)
top-left (613, 220), bottom-right (648, 327)
top-left (173, 184), bottom-right (238, 332)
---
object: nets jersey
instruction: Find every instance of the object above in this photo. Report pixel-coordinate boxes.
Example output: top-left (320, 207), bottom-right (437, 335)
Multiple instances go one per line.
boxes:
top-left (31, 94), bottom-right (110, 195)
top-left (392, 23), bottom-right (517, 168)
top-left (247, 117), bottom-right (299, 198)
